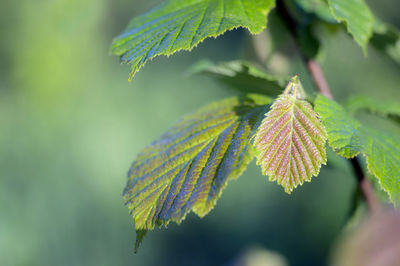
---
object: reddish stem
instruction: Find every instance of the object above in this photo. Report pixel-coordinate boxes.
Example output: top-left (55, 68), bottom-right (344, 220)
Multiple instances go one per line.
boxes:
top-left (306, 60), bottom-right (334, 99)
top-left (276, 0), bottom-right (379, 212)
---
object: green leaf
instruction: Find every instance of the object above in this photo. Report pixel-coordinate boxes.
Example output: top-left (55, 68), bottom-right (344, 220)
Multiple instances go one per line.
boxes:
top-left (189, 60), bottom-right (285, 96)
top-left (316, 95), bottom-right (362, 158)
top-left (111, 0), bottom-right (276, 80)
top-left (297, 24), bottom-right (321, 59)
top-left (295, 0), bottom-right (336, 23)
top-left (134, 229), bottom-right (148, 253)
top-left (254, 76), bottom-right (327, 193)
top-left (315, 95), bottom-right (400, 204)
top-left (345, 95), bottom-right (400, 124)
top-left (370, 20), bottom-right (400, 64)
top-left (124, 94), bottom-right (272, 235)
top-left (274, 1), bottom-right (323, 59)
top-left (327, 0), bottom-right (374, 53)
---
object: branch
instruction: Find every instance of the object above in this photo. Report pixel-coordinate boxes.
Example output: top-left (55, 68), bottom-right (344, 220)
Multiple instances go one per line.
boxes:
top-left (350, 157), bottom-right (380, 212)
top-left (306, 60), bottom-right (334, 99)
top-left (276, 0), bottom-right (380, 213)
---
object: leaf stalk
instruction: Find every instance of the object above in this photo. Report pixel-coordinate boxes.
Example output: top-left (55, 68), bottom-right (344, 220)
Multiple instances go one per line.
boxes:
top-left (276, 0), bottom-right (380, 213)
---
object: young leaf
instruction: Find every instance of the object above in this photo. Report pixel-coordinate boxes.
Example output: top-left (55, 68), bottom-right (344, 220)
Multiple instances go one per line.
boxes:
top-left (111, 0), bottom-right (276, 80)
top-left (327, 0), bottom-right (374, 53)
top-left (188, 60), bottom-right (285, 96)
top-left (254, 76), bottom-right (327, 193)
top-left (315, 95), bottom-right (400, 205)
top-left (345, 95), bottom-right (400, 124)
top-left (124, 95), bottom-right (272, 237)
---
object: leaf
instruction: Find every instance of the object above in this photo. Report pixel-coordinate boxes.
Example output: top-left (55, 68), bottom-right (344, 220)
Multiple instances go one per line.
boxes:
top-left (297, 24), bottom-right (321, 59)
top-left (254, 76), bottom-right (327, 193)
top-left (327, 0), bottom-right (374, 53)
top-left (315, 95), bottom-right (400, 204)
top-left (124, 94), bottom-right (272, 235)
top-left (188, 60), bottom-right (285, 96)
top-left (316, 95), bottom-right (363, 158)
top-left (370, 20), bottom-right (400, 64)
top-left (295, 0), bottom-right (336, 23)
top-left (111, 0), bottom-right (276, 80)
top-left (134, 229), bottom-right (148, 253)
top-left (274, 1), bottom-right (323, 59)
top-left (345, 95), bottom-right (400, 124)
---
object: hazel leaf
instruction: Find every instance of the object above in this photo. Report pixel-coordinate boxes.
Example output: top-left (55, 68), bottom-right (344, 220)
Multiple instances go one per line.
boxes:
top-left (315, 95), bottom-right (400, 205)
top-left (111, 0), bottom-right (276, 80)
top-left (327, 0), bottom-right (374, 53)
top-left (345, 95), bottom-right (400, 125)
top-left (188, 60), bottom-right (285, 96)
top-left (124, 94), bottom-right (272, 248)
top-left (254, 76), bottom-right (327, 193)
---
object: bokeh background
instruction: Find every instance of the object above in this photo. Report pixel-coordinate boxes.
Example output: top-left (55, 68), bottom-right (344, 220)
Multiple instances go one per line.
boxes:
top-left (1, 0), bottom-right (399, 265)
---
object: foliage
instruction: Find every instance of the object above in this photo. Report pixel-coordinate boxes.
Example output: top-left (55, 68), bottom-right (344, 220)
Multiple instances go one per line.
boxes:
top-left (345, 95), bottom-right (400, 124)
top-left (371, 19), bottom-right (400, 64)
top-left (111, 0), bottom-right (400, 252)
top-left (124, 95), bottom-right (272, 251)
top-left (188, 60), bottom-right (285, 96)
top-left (111, 0), bottom-right (275, 79)
top-left (254, 76), bottom-right (327, 193)
top-left (315, 95), bottom-right (400, 204)
top-left (327, 0), bottom-right (373, 53)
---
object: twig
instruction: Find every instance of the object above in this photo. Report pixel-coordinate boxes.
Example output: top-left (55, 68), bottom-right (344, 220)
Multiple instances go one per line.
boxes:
top-left (306, 60), bottom-right (334, 99)
top-left (350, 158), bottom-right (380, 212)
top-left (276, 0), bottom-right (379, 212)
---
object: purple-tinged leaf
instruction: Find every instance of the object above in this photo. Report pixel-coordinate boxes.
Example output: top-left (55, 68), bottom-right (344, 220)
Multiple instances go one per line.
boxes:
top-left (124, 95), bottom-right (273, 251)
top-left (254, 76), bottom-right (327, 193)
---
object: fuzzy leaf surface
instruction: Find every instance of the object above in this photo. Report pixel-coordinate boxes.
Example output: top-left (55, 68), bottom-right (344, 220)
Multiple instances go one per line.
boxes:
top-left (111, 0), bottom-right (275, 79)
top-left (327, 0), bottom-right (374, 53)
top-left (124, 95), bottom-right (271, 235)
top-left (254, 77), bottom-right (327, 193)
top-left (315, 95), bottom-right (400, 204)
top-left (189, 60), bottom-right (285, 96)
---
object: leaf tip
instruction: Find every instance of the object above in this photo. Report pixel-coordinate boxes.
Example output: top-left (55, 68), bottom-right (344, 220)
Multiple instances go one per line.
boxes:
top-left (283, 75), bottom-right (306, 99)
top-left (134, 229), bottom-right (148, 253)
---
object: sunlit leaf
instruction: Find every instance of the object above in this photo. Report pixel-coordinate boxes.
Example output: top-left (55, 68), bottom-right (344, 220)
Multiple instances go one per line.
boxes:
top-left (327, 0), bottom-right (374, 53)
top-left (188, 60), bottom-right (285, 96)
top-left (345, 95), bottom-right (400, 124)
top-left (315, 95), bottom-right (362, 158)
top-left (111, 0), bottom-right (276, 80)
top-left (254, 76), bottom-right (327, 193)
top-left (124, 94), bottom-right (272, 246)
top-left (315, 95), bottom-right (400, 204)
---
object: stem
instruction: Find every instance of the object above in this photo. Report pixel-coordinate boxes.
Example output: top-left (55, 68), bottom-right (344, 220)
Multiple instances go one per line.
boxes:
top-left (350, 158), bottom-right (380, 212)
top-left (306, 60), bottom-right (334, 99)
top-left (276, 0), bottom-right (379, 212)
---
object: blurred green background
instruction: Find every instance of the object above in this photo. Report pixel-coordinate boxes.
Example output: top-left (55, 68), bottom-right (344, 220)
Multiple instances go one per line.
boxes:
top-left (1, 0), bottom-right (399, 265)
